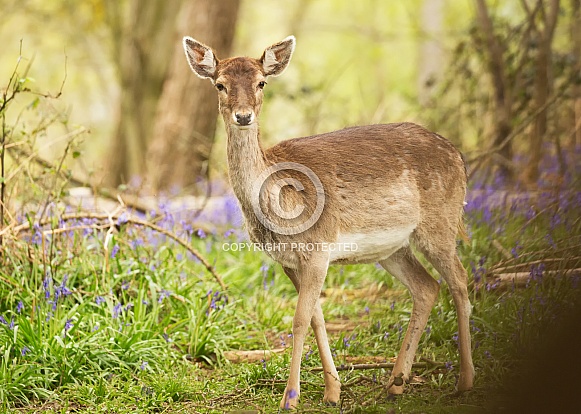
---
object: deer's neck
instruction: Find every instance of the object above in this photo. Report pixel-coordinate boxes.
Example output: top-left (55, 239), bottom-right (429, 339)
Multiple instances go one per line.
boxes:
top-left (226, 123), bottom-right (268, 207)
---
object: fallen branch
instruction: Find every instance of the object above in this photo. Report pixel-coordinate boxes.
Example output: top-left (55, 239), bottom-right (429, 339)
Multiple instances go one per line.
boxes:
top-left (486, 268), bottom-right (581, 288)
top-left (490, 256), bottom-right (581, 274)
top-left (224, 348), bottom-right (286, 363)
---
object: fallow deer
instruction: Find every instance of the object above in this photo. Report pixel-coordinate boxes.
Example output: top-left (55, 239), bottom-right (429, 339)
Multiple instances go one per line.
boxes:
top-left (182, 35), bottom-right (474, 409)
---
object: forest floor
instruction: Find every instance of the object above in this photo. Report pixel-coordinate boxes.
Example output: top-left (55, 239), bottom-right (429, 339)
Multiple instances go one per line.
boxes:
top-left (1, 186), bottom-right (580, 413)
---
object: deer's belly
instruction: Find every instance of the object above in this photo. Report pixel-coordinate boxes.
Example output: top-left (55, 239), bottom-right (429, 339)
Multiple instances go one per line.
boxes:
top-left (329, 226), bottom-right (415, 264)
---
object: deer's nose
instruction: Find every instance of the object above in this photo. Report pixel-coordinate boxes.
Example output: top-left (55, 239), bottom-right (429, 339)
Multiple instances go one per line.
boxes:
top-left (234, 112), bottom-right (253, 126)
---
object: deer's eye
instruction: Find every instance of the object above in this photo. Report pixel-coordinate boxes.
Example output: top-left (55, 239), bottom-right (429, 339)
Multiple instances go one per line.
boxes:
top-left (257, 81), bottom-right (267, 90)
top-left (216, 83), bottom-right (226, 92)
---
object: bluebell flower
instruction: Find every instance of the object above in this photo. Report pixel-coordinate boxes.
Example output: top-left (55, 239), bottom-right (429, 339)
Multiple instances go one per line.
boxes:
top-left (21, 346), bottom-right (30, 356)
top-left (95, 296), bottom-right (105, 306)
top-left (43, 277), bottom-right (51, 300)
top-left (32, 223), bottom-right (42, 245)
top-left (112, 303), bottom-right (122, 319)
top-left (0, 315), bottom-right (7, 325)
top-left (111, 244), bottom-right (120, 259)
top-left (140, 361), bottom-right (148, 371)
top-left (196, 228), bottom-right (206, 239)
top-left (158, 289), bottom-right (171, 303)
top-left (64, 319), bottom-right (74, 331)
top-left (16, 301), bottom-right (24, 314)
top-left (117, 212), bottom-right (129, 226)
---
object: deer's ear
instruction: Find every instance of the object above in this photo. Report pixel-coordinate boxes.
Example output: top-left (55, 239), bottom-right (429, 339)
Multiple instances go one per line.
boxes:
top-left (260, 35), bottom-right (295, 77)
top-left (183, 36), bottom-right (218, 80)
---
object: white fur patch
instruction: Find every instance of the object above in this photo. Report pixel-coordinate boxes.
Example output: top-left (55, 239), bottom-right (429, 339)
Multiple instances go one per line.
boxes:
top-left (330, 226), bottom-right (415, 263)
top-left (262, 49), bottom-right (278, 72)
top-left (200, 49), bottom-right (215, 69)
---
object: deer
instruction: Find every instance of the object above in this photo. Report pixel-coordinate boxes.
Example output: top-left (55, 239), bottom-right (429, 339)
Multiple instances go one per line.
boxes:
top-left (182, 35), bottom-right (475, 409)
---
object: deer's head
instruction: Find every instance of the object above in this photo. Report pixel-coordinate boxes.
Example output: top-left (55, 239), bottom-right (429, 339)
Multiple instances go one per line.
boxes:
top-left (183, 36), bottom-right (295, 129)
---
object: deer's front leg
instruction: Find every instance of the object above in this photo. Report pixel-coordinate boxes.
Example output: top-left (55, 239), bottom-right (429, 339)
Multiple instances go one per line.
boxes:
top-left (280, 254), bottom-right (329, 410)
top-left (283, 266), bottom-right (341, 405)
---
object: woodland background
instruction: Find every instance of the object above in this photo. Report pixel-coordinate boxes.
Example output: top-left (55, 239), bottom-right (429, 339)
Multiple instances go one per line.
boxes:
top-left (2, 0), bottom-right (579, 193)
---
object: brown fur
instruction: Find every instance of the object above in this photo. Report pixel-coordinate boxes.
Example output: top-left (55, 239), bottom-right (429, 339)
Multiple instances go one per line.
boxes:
top-left (182, 35), bottom-right (475, 409)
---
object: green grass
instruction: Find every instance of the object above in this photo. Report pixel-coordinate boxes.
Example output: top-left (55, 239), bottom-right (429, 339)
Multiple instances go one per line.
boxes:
top-left (1, 185), bottom-right (580, 413)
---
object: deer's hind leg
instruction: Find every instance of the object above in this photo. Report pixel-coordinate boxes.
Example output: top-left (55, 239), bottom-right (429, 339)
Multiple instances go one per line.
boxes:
top-left (420, 246), bottom-right (475, 392)
top-left (379, 246), bottom-right (440, 394)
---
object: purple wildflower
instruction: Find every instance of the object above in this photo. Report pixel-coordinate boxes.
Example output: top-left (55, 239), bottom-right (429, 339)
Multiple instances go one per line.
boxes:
top-left (112, 303), bottom-right (122, 319)
top-left (43, 277), bottom-right (51, 300)
top-left (117, 212), bottom-right (129, 225)
top-left (16, 301), bottom-right (24, 314)
top-left (21, 346), bottom-right (30, 356)
top-left (121, 280), bottom-right (130, 290)
top-left (95, 296), bottom-right (105, 306)
top-left (111, 244), bottom-right (120, 259)
top-left (0, 315), bottom-right (6, 325)
top-left (140, 361), bottom-right (148, 371)
top-left (196, 228), bottom-right (206, 239)
top-left (158, 289), bottom-right (171, 303)
top-left (32, 223), bottom-right (42, 245)
top-left (445, 361), bottom-right (454, 371)
top-left (64, 319), bottom-right (74, 331)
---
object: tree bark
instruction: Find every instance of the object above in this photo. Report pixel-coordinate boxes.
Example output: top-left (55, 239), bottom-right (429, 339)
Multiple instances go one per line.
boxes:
top-left (525, 0), bottom-right (560, 185)
top-left (474, 0), bottom-right (514, 182)
top-left (418, 0), bottom-right (444, 106)
top-left (103, 0), bottom-right (183, 187)
top-left (572, 0), bottom-right (581, 148)
top-left (146, 0), bottom-right (240, 192)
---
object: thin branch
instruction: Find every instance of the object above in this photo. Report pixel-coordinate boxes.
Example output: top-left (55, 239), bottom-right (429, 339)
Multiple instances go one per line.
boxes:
top-left (308, 361), bottom-right (438, 373)
top-left (3, 211), bottom-right (226, 290)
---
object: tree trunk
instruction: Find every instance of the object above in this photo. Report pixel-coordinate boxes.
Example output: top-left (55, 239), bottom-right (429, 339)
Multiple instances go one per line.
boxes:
top-left (474, 0), bottom-right (514, 182)
top-left (417, 0), bottom-right (444, 106)
top-left (104, 0), bottom-right (183, 187)
top-left (525, 0), bottom-right (560, 186)
top-left (572, 0), bottom-right (581, 148)
top-left (146, 0), bottom-right (240, 192)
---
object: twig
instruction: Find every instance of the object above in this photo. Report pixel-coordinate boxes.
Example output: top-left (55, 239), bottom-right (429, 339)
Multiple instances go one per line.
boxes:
top-left (492, 240), bottom-right (512, 260)
top-left (308, 361), bottom-right (435, 373)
